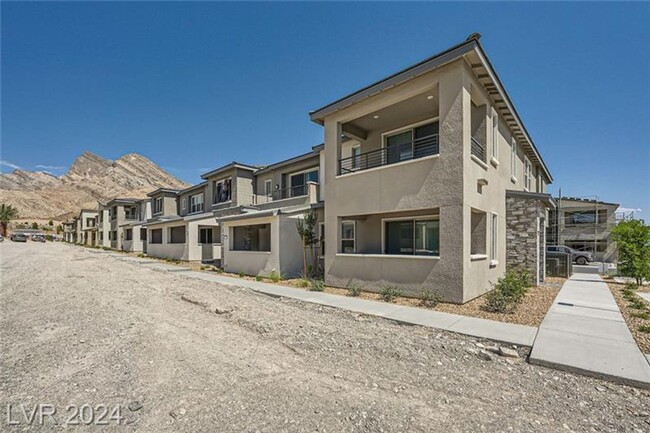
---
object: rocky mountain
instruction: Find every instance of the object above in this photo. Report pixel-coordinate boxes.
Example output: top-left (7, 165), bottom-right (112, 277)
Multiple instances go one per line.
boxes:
top-left (0, 152), bottom-right (190, 220)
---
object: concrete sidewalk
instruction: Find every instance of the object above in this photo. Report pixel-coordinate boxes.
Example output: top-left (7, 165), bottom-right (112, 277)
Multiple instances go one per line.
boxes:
top-left (529, 273), bottom-right (650, 389)
top-left (171, 270), bottom-right (537, 347)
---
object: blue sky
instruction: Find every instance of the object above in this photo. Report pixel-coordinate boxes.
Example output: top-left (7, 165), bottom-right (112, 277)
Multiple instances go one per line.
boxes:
top-left (2, 2), bottom-right (649, 215)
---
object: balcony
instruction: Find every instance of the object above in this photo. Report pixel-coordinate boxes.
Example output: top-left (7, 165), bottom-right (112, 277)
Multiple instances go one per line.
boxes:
top-left (253, 182), bottom-right (319, 209)
top-left (471, 136), bottom-right (486, 163)
top-left (338, 134), bottom-right (439, 175)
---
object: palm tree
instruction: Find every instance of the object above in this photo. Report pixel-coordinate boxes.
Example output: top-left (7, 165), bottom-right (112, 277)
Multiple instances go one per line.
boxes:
top-left (0, 204), bottom-right (19, 237)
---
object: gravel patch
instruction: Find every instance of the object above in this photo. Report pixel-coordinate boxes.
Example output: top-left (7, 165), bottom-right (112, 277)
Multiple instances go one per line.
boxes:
top-left (2, 242), bottom-right (649, 432)
top-left (608, 281), bottom-right (650, 354)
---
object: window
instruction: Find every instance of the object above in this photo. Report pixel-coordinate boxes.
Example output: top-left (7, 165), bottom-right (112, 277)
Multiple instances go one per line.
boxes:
top-left (181, 198), bottom-right (186, 211)
top-left (232, 224), bottom-right (271, 251)
top-left (524, 158), bottom-right (532, 191)
top-left (470, 210), bottom-right (487, 256)
top-left (564, 210), bottom-right (603, 225)
top-left (150, 228), bottom-right (162, 244)
top-left (153, 197), bottom-right (163, 214)
top-left (511, 139), bottom-right (517, 179)
top-left (341, 221), bottom-right (355, 253)
top-left (125, 229), bottom-right (133, 241)
top-left (111, 231), bottom-right (117, 242)
top-left (189, 193), bottom-right (204, 214)
top-left (386, 122), bottom-right (439, 164)
top-left (112, 206), bottom-right (117, 220)
top-left (199, 228), bottom-right (213, 244)
top-left (264, 179), bottom-right (272, 197)
top-left (492, 112), bottom-right (499, 160)
top-left (384, 218), bottom-right (439, 256)
top-left (351, 145), bottom-right (361, 170)
top-left (140, 228), bottom-right (147, 241)
top-left (125, 206), bottom-right (137, 220)
top-left (490, 213), bottom-right (498, 261)
top-left (289, 168), bottom-right (319, 197)
top-left (319, 222), bottom-right (325, 257)
top-left (213, 178), bottom-right (232, 204)
top-left (168, 226), bottom-right (185, 244)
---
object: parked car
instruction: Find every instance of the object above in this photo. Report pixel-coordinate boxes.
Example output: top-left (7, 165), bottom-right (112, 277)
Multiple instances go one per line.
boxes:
top-left (10, 233), bottom-right (28, 242)
top-left (546, 245), bottom-right (593, 265)
top-left (32, 234), bottom-right (46, 242)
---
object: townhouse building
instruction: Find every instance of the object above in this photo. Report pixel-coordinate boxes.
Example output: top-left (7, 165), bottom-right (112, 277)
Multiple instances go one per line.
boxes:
top-left (76, 209), bottom-right (99, 246)
top-left (70, 34), bottom-right (555, 304)
top-left (62, 219), bottom-right (77, 243)
top-left (309, 33), bottom-right (554, 303)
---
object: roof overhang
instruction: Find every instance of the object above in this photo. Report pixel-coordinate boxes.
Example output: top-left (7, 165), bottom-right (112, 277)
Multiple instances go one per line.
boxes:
top-left (309, 34), bottom-right (552, 183)
top-left (200, 162), bottom-right (258, 180)
top-left (506, 190), bottom-right (557, 209)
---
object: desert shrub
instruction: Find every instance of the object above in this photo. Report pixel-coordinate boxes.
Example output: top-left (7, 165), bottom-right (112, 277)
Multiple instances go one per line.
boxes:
top-left (309, 279), bottom-right (325, 292)
top-left (380, 285), bottom-right (402, 302)
top-left (255, 275), bottom-right (263, 282)
top-left (347, 282), bottom-right (361, 297)
top-left (638, 325), bottom-right (650, 334)
top-left (420, 289), bottom-right (441, 308)
top-left (622, 288), bottom-right (636, 300)
top-left (625, 281), bottom-right (639, 292)
top-left (631, 311), bottom-right (650, 320)
top-left (238, 272), bottom-right (245, 278)
top-left (269, 270), bottom-right (281, 283)
top-left (629, 298), bottom-right (647, 310)
top-left (298, 278), bottom-right (311, 288)
top-left (484, 269), bottom-right (530, 313)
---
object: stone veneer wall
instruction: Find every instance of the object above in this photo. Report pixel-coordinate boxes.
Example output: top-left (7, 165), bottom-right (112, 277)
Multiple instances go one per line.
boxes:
top-left (506, 195), bottom-right (547, 284)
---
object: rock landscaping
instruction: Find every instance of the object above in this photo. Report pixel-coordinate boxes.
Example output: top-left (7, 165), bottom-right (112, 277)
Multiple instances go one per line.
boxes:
top-left (608, 280), bottom-right (650, 354)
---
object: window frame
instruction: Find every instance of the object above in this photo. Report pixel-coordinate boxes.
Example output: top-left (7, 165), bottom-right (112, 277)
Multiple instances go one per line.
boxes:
top-left (288, 167), bottom-right (319, 197)
top-left (153, 197), bottom-right (163, 215)
top-left (351, 145), bottom-right (361, 170)
top-left (524, 157), bottom-right (532, 191)
top-left (490, 212), bottom-right (498, 263)
top-left (511, 138), bottom-right (517, 182)
top-left (381, 117), bottom-right (440, 165)
top-left (341, 220), bottom-right (356, 253)
top-left (491, 110), bottom-right (499, 161)
top-left (264, 179), bottom-right (272, 197)
top-left (381, 215), bottom-right (440, 257)
top-left (189, 193), bottom-right (204, 214)
top-left (213, 177), bottom-right (232, 204)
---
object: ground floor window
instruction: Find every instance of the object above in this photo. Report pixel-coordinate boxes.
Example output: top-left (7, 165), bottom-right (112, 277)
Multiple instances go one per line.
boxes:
top-left (470, 210), bottom-right (487, 255)
top-left (111, 231), bottom-right (117, 242)
top-left (232, 224), bottom-right (271, 251)
top-left (199, 227), bottom-right (213, 244)
top-left (125, 229), bottom-right (133, 241)
top-left (150, 228), bottom-right (162, 244)
top-left (341, 221), bottom-right (355, 253)
top-left (490, 212), bottom-right (498, 260)
top-left (384, 218), bottom-right (439, 256)
top-left (168, 226), bottom-right (186, 244)
top-left (140, 228), bottom-right (147, 241)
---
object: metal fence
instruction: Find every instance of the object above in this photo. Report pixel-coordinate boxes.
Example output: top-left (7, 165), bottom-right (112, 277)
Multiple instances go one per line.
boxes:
top-left (546, 252), bottom-right (573, 278)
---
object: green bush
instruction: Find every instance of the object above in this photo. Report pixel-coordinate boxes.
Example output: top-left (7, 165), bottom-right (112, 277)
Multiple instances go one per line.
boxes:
top-left (625, 281), bottom-right (639, 292)
top-left (638, 324), bottom-right (650, 334)
top-left (631, 311), bottom-right (650, 320)
top-left (298, 278), bottom-right (311, 288)
top-left (238, 272), bottom-right (245, 278)
top-left (629, 298), bottom-right (647, 310)
top-left (347, 283), bottom-right (361, 297)
top-left (484, 269), bottom-right (530, 313)
top-left (255, 275), bottom-right (263, 282)
top-left (269, 270), bottom-right (281, 283)
top-left (420, 289), bottom-right (441, 308)
top-left (380, 285), bottom-right (401, 302)
top-left (309, 279), bottom-right (325, 292)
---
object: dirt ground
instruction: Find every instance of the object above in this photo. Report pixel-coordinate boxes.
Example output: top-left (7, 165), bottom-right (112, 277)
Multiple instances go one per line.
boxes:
top-left (608, 281), bottom-right (650, 354)
top-left (1, 242), bottom-right (649, 432)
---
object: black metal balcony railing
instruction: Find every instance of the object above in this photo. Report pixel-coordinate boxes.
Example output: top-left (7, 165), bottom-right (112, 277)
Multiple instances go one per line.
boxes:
top-left (259, 184), bottom-right (310, 202)
top-left (471, 136), bottom-right (486, 163)
top-left (338, 134), bottom-right (439, 174)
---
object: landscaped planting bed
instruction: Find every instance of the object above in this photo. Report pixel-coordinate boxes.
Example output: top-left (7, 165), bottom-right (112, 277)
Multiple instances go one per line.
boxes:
top-left (607, 281), bottom-right (650, 354)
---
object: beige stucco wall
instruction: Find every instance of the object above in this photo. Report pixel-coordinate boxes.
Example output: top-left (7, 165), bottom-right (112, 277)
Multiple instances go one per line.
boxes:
top-left (254, 154), bottom-right (320, 201)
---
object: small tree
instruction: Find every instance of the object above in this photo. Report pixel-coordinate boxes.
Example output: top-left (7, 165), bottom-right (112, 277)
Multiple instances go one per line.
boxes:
top-left (0, 204), bottom-right (19, 237)
top-left (31, 222), bottom-right (39, 230)
top-left (296, 210), bottom-right (319, 277)
top-left (56, 224), bottom-right (63, 234)
top-left (48, 220), bottom-right (54, 226)
top-left (612, 219), bottom-right (650, 285)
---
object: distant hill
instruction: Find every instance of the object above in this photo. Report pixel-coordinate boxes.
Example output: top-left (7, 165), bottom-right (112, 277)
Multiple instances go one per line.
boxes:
top-left (0, 152), bottom-right (190, 220)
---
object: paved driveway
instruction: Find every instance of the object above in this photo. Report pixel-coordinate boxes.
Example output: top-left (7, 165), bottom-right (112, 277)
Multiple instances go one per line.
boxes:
top-left (1, 242), bottom-right (649, 432)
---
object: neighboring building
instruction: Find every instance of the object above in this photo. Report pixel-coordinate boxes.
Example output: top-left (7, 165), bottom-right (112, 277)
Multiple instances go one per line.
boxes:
top-left (218, 149), bottom-right (323, 278)
top-left (122, 199), bottom-right (152, 254)
top-left (547, 197), bottom-right (619, 262)
top-left (77, 209), bottom-right (99, 246)
top-left (309, 33), bottom-right (554, 303)
top-left (62, 219), bottom-right (77, 243)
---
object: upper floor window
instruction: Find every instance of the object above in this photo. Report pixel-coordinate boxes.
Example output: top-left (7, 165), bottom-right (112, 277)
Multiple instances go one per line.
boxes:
top-left (289, 168), bottom-right (318, 197)
top-left (125, 206), bottom-right (137, 220)
top-left (264, 179), bottom-right (272, 197)
top-left (213, 178), bottom-right (232, 204)
top-left (351, 145), bottom-right (361, 170)
top-left (190, 193), bottom-right (204, 214)
top-left (386, 122), bottom-right (439, 165)
top-left (491, 112), bottom-right (499, 161)
top-left (524, 158), bottom-right (532, 191)
top-left (153, 197), bottom-right (163, 215)
top-left (111, 206), bottom-right (117, 220)
top-left (511, 139), bottom-right (517, 180)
